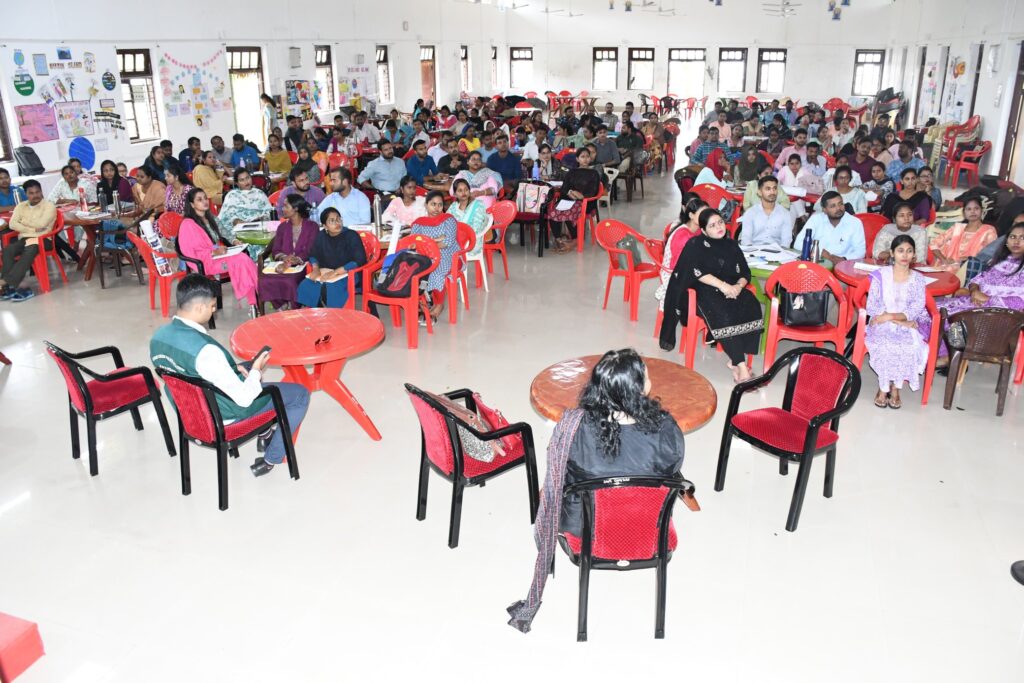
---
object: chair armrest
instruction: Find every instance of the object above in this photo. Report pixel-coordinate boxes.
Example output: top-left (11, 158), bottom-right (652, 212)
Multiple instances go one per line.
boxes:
top-left (64, 345), bottom-right (126, 368)
top-left (442, 388), bottom-right (474, 403)
top-left (82, 365), bottom-right (152, 383)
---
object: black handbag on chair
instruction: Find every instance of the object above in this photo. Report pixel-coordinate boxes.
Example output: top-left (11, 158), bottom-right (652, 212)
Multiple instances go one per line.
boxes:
top-left (779, 288), bottom-right (830, 327)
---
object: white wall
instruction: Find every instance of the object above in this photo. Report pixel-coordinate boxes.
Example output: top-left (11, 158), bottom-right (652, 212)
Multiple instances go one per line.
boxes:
top-left (0, 0), bottom-right (1021, 183)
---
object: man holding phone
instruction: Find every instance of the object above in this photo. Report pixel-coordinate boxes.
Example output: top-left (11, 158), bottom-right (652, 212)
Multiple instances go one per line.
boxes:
top-left (150, 274), bottom-right (310, 477)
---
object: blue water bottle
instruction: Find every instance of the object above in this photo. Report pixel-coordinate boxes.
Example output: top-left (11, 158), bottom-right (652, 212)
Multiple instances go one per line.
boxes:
top-left (800, 229), bottom-right (813, 261)
top-left (531, 163), bottom-right (541, 180)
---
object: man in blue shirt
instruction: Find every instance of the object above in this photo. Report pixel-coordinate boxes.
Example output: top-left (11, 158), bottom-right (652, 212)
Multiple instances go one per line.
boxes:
top-left (885, 140), bottom-right (926, 183)
top-left (405, 140), bottom-right (437, 186)
top-left (690, 127), bottom-right (729, 165)
top-left (793, 191), bottom-right (866, 262)
top-left (486, 134), bottom-right (523, 195)
top-left (177, 137), bottom-right (202, 172)
top-left (357, 140), bottom-right (406, 193)
top-left (478, 131), bottom-right (497, 163)
top-left (0, 169), bottom-right (26, 211)
top-left (319, 168), bottom-right (372, 226)
top-left (230, 134), bottom-right (261, 169)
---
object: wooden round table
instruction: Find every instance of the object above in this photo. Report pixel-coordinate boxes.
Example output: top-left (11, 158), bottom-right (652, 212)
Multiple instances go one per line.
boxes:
top-left (230, 308), bottom-right (385, 440)
top-left (833, 259), bottom-right (961, 297)
top-left (530, 356), bottom-right (717, 433)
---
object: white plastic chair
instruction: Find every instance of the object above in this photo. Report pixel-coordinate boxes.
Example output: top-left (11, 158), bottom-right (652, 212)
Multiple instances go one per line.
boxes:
top-left (465, 214), bottom-right (494, 293)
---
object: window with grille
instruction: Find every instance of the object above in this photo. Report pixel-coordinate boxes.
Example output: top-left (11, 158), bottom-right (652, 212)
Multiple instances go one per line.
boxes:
top-left (592, 48), bottom-right (618, 91)
top-left (510, 47), bottom-right (533, 89)
top-left (460, 46), bottom-right (471, 92)
top-left (116, 49), bottom-right (160, 142)
top-left (852, 50), bottom-right (885, 97)
top-left (668, 49), bottom-right (705, 96)
top-left (376, 46), bottom-right (393, 104)
top-left (756, 49), bottom-right (787, 93)
top-left (491, 46), bottom-right (498, 89)
top-left (628, 48), bottom-right (654, 91)
top-left (227, 47), bottom-right (261, 71)
top-left (315, 45), bottom-right (335, 111)
top-left (420, 46), bottom-right (435, 62)
top-left (718, 48), bottom-right (747, 93)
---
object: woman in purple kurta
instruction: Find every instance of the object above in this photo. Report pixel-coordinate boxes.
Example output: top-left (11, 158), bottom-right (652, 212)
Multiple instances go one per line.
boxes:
top-left (257, 194), bottom-right (319, 309)
top-left (927, 223), bottom-right (1024, 359)
top-left (864, 235), bottom-right (930, 409)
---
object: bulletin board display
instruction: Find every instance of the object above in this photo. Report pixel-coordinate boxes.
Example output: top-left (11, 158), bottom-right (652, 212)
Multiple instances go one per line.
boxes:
top-left (158, 49), bottom-right (233, 131)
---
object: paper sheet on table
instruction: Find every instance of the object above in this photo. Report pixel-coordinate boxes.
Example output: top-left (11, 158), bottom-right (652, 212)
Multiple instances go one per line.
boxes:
top-left (262, 260), bottom-right (305, 275)
top-left (745, 247), bottom-right (798, 263)
top-left (781, 185), bottom-right (806, 198)
top-left (921, 276), bottom-right (939, 286)
top-left (547, 181), bottom-right (563, 187)
top-left (212, 245), bottom-right (247, 259)
top-left (853, 261), bottom-right (882, 272)
top-left (554, 199), bottom-right (576, 211)
top-left (915, 266), bottom-right (943, 272)
top-left (386, 219), bottom-right (402, 256)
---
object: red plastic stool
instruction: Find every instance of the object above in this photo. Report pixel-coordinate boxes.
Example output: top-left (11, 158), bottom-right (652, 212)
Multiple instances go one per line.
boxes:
top-left (0, 612), bottom-right (44, 682)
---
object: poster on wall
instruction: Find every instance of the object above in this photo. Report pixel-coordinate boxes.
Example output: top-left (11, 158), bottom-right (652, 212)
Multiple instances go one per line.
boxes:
top-left (158, 50), bottom-right (232, 130)
top-left (94, 110), bottom-right (124, 137)
top-left (284, 80), bottom-right (313, 121)
top-left (338, 66), bottom-right (372, 111)
top-left (32, 53), bottom-right (48, 76)
top-left (14, 104), bottom-right (59, 143)
top-left (55, 100), bottom-right (94, 137)
top-left (941, 56), bottom-right (968, 122)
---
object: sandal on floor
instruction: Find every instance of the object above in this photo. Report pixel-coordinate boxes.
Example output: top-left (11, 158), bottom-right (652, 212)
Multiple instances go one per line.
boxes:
top-left (887, 394), bottom-right (902, 410)
top-left (874, 392), bottom-right (889, 408)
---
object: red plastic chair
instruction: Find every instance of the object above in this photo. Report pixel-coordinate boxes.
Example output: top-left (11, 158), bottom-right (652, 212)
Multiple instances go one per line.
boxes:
top-left (849, 280), bottom-right (942, 405)
top-left (125, 231), bottom-right (184, 318)
top-left (949, 140), bottom-right (991, 190)
top-left (683, 285), bottom-right (759, 370)
top-left (558, 475), bottom-right (692, 641)
top-left (445, 222), bottom-right (476, 324)
top-left (155, 211), bottom-right (183, 239)
top-left (575, 185), bottom-right (605, 252)
top-left (594, 219), bottom-right (660, 322)
top-left (523, 91), bottom-right (538, 99)
top-left (155, 369), bottom-right (299, 511)
top-left (684, 98), bottom-right (697, 119)
top-left (287, 151), bottom-right (298, 164)
top-left (940, 116), bottom-right (981, 185)
top-left (698, 96), bottom-right (708, 117)
top-left (484, 200), bottom-right (516, 281)
top-left (1015, 332), bottom-right (1024, 385)
top-left (855, 213), bottom-right (888, 256)
top-left (361, 233), bottom-right (440, 349)
top-left (344, 230), bottom-right (382, 311)
top-left (405, 384), bottom-right (539, 549)
top-left (762, 262), bottom-right (851, 372)
top-left (716, 347), bottom-right (861, 531)
top-left (45, 341), bottom-right (176, 477)
top-left (692, 183), bottom-right (742, 238)
top-left (267, 190), bottom-right (283, 211)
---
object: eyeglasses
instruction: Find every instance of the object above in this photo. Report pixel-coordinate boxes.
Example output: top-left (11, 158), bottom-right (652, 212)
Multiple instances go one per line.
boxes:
top-left (314, 334), bottom-right (332, 347)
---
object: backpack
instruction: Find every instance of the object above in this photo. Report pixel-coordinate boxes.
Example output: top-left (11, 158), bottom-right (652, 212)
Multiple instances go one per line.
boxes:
top-left (615, 234), bottom-right (644, 270)
top-left (14, 146), bottom-right (44, 176)
top-left (374, 249), bottom-right (433, 298)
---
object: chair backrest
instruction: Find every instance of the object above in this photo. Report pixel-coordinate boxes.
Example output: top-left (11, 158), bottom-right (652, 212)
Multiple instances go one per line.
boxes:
top-left (357, 230), bottom-right (381, 266)
top-left (405, 387), bottom-right (457, 475)
top-left (855, 213), bottom-right (888, 251)
top-left (765, 260), bottom-right (845, 300)
top-left (946, 308), bottom-right (1024, 360)
top-left (287, 151), bottom-right (298, 164)
top-left (155, 368), bottom-right (220, 443)
top-left (779, 348), bottom-right (858, 423)
top-left (692, 183), bottom-right (732, 212)
top-left (960, 140), bottom-right (992, 162)
top-left (564, 476), bottom-right (683, 561)
top-left (125, 231), bottom-right (168, 278)
top-left (453, 221), bottom-right (476, 273)
top-left (487, 200), bottom-right (517, 235)
top-left (267, 190), bottom-right (283, 207)
top-left (44, 341), bottom-right (89, 413)
top-left (595, 219), bottom-right (643, 270)
top-left (395, 233), bottom-right (442, 285)
top-left (156, 211), bottom-right (184, 239)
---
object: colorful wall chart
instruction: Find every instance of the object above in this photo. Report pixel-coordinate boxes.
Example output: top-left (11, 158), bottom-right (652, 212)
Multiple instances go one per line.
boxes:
top-left (284, 80), bottom-right (313, 120)
top-left (158, 50), bottom-right (233, 130)
top-left (338, 65), bottom-right (371, 110)
top-left (54, 100), bottom-right (94, 137)
top-left (14, 103), bottom-right (59, 143)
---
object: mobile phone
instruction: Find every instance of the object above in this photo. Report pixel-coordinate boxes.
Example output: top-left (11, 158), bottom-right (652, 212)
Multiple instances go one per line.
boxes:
top-left (252, 345), bottom-right (272, 363)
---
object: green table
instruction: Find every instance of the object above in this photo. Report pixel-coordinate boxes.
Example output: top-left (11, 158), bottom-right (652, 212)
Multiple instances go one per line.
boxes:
top-left (234, 229), bottom-right (275, 246)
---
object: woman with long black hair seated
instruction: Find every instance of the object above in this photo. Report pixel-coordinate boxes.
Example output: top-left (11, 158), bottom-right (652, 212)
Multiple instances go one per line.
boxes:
top-left (659, 209), bottom-right (763, 382)
top-left (506, 348), bottom-right (688, 633)
top-left (547, 145), bottom-right (602, 253)
top-left (296, 206), bottom-right (367, 309)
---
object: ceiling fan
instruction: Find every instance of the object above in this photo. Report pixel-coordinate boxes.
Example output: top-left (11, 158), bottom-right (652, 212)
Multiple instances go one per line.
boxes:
top-left (763, 0), bottom-right (801, 16)
top-left (641, 1), bottom-right (676, 14)
top-left (540, 1), bottom-right (565, 13)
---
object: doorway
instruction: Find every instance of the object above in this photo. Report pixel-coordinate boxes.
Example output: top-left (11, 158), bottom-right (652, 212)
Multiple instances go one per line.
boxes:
top-left (913, 46), bottom-right (927, 124)
top-left (999, 42), bottom-right (1024, 181)
top-left (420, 46), bottom-right (436, 104)
top-left (227, 47), bottom-right (265, 145)
top-left (968, 43), bottom-right (984, 116)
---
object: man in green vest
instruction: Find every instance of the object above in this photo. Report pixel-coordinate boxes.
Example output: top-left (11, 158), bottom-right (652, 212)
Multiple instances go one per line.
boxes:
top-left (150, 274), bottom-right (310, 477)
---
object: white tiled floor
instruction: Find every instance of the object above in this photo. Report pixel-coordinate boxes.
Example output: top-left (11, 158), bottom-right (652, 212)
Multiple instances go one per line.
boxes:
top-left (2, 162), bottom-right (1024, 682)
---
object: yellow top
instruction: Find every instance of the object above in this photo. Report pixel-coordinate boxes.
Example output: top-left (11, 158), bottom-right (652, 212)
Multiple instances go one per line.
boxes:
top-left (192, 165), bottom-right (224, 204)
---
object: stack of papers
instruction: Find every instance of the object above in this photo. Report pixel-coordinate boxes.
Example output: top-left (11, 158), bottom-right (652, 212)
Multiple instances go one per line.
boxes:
top-left (743, 247), bottom-right (799, 263)
top-left (853, 262), bottom-right (882, 272)
top-left (212, 245), bottom-right (247, 259)
top-left (780, 185), bottom-right (807, 198)
top-left (262, 260), bottom-right (305, 275)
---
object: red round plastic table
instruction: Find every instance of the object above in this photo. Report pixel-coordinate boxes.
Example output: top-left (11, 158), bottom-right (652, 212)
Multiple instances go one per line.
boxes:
top-left (530, 356), bottom-right (717, 433)
top-left (833, 259), bottom-right (961, 297)
top-left (230, 308), bottom-right (385, 440)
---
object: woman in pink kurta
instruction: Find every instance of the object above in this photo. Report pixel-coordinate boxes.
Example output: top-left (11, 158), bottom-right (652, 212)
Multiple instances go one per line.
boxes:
top-left (382, 177), bottom-right (428, 225)
top-left (178, 188), bottom-right (258, 307)
top-left (929, 195), bottom-right (997, 275)
top-left (450, 152), bottom-right (501, 209)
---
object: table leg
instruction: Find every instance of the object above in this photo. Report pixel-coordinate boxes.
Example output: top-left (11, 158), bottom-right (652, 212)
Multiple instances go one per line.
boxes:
top-left (79, 226), bottom-right (97, 280)
top-left (751, 277), bottom-right (770, 353)
top-left (281, 360), bottom-right (382, 441)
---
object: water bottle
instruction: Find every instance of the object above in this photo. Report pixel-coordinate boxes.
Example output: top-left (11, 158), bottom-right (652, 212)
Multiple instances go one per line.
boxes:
top-left (811, 239), bottom-right (820, 263)
top-left (112, 192), bottom-right (121, 217)
top-left (531, 162), bottom-right (540, 180)
top-left (78, 187), bottom-right (88, 212)
top-left (800, 228), bottom-right (813, 260)
top-left (372, 193), bottom-right (381, 230)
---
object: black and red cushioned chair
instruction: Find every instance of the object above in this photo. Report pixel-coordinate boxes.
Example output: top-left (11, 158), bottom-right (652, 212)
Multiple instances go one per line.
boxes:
top-left (405, 384), bottom-right (539, 549)
top-left (155, 369), bottom-right (299, 511)
top-left (45, 341), bottom-right (176, 477)
top-left (715, 348), bottom-right (861, 532)
top-left (559, 475), bottom-right (693, 642)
